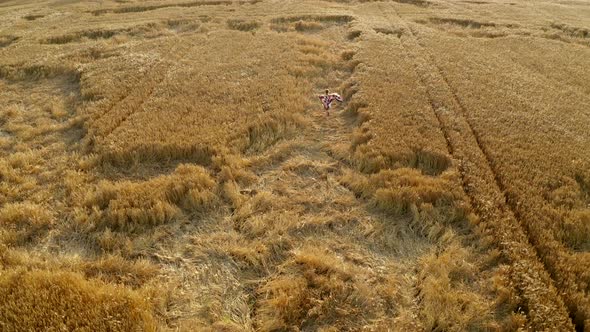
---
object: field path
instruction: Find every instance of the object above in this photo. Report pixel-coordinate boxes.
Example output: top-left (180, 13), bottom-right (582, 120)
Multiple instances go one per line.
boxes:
top-left (230, 85), bottom-right (428, 329)
top-left (149, 80), bottom-right (429, 329)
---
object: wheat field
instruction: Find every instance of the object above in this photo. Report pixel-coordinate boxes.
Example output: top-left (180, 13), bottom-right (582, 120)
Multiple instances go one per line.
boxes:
top-left (0, 0), bottom-right (589, 330)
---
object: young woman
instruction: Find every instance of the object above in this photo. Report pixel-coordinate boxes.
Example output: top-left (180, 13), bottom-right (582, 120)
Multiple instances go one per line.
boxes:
top-left (318, 89), bottom-right (343, 116)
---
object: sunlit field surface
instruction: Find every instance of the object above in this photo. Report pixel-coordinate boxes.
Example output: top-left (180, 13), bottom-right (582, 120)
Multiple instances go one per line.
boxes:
top-left (1, 0), bottom-right (589, 330)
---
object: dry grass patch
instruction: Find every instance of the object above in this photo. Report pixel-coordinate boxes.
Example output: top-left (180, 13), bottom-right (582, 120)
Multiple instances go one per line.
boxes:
top-left (0, 202), bottom-right (53, 246)
top-left (429, 17), bottom-right (497, 29)
top-left (166, 19), bottom-right (203, 33)
top-left (23, 14), bottom-right (44, 21)
top-left (549, 22), bottom-right (589, 39)
top-left (340, 167), bottom-right (469, 243)
top-left (0, 64), bottom-right (80, 82)
top-left (371, 168), bottom-right (466, 217)
top-left (240, 113), bottom-right (305, 154)
top-left (44, 29), bottom-right (121, 44)
top-left (227, 19), bottom-right (260, 31)
top-left (374, 27), bottom-right (404, 37)
top-left (347, 30), bottom-right (362, 40)
top-left (90, 0), bottom-right (237, 15)
top-left (0, 35), bottom-right (18, 48)
top-left (271, 15), bottom-right (354, 33)
top-left (42, 24), bottom-right (171, 45)
top-left (0, 269), bottom-right (156, 331)
top-left (417, 244), bottom-right (508, 331)
top-left (392, 0), bottom-right (431, 7)
top-left (80, 254), bottom-right (159, 288)
top-left (255, 245), bottom-right (398, 330)
top-left (82, 164), bottom-right (217, 231)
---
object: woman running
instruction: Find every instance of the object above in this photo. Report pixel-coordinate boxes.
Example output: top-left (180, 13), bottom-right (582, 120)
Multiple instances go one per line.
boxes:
top-left (319, 89), bottom-right (343, 116)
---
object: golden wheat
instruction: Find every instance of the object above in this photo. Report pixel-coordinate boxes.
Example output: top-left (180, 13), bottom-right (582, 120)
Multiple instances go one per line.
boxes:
top-left (0, 269), bottom-right (156, 331)
top-left (0, 0), bottom-right (588, 330)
